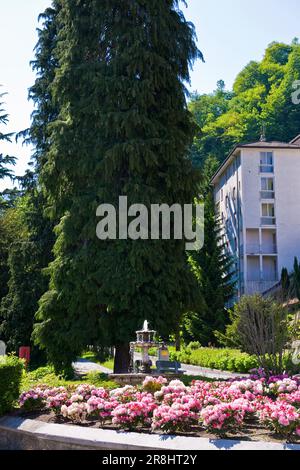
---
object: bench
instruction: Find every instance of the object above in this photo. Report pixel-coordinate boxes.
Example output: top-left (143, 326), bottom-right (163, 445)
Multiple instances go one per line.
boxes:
top-left (156, 360), bottom-right (183, 374)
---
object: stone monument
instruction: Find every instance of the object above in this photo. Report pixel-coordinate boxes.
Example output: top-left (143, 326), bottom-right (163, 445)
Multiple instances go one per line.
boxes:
top-left (0, 340), bottom-right (6, 356)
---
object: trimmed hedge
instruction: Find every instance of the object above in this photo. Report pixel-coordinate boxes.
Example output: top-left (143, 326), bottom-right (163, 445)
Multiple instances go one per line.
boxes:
top-left (0, 355), bottom-right (24, 415)
top-left (170, 348), bottom-right (258, 374)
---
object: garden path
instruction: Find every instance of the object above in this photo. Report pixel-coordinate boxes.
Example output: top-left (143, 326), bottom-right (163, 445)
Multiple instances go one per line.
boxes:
top-left (73, 355), bottom-right (249, 380)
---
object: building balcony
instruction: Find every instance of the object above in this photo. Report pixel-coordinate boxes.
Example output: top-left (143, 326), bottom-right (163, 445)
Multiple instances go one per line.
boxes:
top-left (261, 217), bottom-right (276, 226)
top-left (260, 165), bottom-right (274, 174)
top-left (244, 280), bottom-right (279, 295)
top-left (246, 244), bottom-right (277, 255)
top-left (260, 190), bottom-right (275, 200)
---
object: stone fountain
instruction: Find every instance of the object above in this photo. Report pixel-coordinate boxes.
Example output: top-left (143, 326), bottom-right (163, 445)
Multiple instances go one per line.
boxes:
top-left (109, 320), bottom-right (181, 385)
top-left (130, 320), bottom-right (162, 374)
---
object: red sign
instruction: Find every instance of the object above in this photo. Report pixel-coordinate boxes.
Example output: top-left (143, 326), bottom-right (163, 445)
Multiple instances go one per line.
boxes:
top-left (19, 347), bottom-right (30, 366)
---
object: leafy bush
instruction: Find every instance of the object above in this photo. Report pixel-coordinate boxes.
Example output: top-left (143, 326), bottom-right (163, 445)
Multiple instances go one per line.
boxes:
top-left (0, 355), bottom-right (24, 415)
top-left (188, 341), bottom-right (202, 350)
top-left (236, 295), bottom-right (290, 376)
top-left (170, 347), bottom-right (258, 373)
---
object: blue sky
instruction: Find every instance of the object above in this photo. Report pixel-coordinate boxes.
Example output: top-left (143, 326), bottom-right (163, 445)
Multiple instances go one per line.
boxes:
top-left (1, 0), bottom-right (300, 190)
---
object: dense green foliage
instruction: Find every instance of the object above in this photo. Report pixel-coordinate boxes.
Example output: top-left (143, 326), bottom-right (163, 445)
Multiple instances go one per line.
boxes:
top-left (186, 39), bottom-right (300, 346)
top-left (0, 355), bottom-right (24, 415)
top-left (0, 91), bottom-right (15, 181)
top-left (170, 345), bottom-right (258, 373)
top-left (0, 186), bottom-right (54, 362)
top-left (32, 0), bottom-right (202, 373)
top-left (190, 40), bottom-right (300, 168)
top-left (170, 342), bottom-right (297, 374)
top-left (0, 93), bottom-right (16, 306)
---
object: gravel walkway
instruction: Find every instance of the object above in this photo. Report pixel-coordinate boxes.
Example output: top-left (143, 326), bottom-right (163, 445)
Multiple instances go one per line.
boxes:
top-left (73, 358), bottom-right (112, 376)
top-left (73, 356), bottom-right (249, 380)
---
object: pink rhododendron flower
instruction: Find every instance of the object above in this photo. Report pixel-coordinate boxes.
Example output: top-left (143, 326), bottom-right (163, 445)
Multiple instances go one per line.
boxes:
top-left (152, 403), bottom-right (198, 433)
top-left (200, 402), bottom-right (245, 433)
top-left (259, 401), bottom-right (300, 437)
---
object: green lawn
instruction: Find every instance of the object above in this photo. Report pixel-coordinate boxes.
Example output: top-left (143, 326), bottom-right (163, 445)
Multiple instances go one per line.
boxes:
top-left (21, 366), bottom-right (118, 392)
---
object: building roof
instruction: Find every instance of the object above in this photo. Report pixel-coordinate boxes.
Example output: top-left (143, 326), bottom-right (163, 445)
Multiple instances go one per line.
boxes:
top-left (239, 141), bottom-right (300, 148)
top-left (211, 136), bottom-right (300, 185)
top-left (290, 134), bottom-right (300, 145)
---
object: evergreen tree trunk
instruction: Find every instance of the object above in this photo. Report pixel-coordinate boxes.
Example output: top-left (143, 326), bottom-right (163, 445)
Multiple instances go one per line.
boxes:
top-left (114, 343), bottom-right (130, 374)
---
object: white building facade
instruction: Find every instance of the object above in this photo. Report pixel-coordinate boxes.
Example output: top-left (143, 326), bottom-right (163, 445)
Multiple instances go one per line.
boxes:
top-left (211, 136), bottom-right (300, 298)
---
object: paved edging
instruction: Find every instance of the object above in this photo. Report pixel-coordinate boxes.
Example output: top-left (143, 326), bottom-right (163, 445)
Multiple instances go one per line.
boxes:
top-left (0, 417), bottom-right (299, 451)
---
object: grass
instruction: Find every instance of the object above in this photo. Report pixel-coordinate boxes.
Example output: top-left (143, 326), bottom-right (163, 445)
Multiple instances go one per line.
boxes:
top-left (21, 366), bottom-right (118, 393)
top-left (100, 359), bottom-right (114, 370)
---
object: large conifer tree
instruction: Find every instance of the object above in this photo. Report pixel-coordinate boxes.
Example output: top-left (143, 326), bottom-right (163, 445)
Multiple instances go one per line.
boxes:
top-left (33, 0), bottom-right (202, 373)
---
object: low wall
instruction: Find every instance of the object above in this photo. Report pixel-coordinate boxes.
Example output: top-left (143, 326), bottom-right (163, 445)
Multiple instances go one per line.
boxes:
top-left (0, 417), bottom-right (300, 451)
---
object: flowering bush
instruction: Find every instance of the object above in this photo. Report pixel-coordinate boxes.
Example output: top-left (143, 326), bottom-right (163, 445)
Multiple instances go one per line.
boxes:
top-left (112, 395), bottom-right (156, 429)
top-left (19, 388), bottom-right (47, 412)
top-left (61, 402), bottom-right (87, 422)
top-left (267, 379), bottom-right (298, 397)
top-left (200, 402), bottom-right (245, 433)
top-left (142, 376), bottom-right (167, 393)
top-left (18, 375), bottom-right (300, 440)
top-left (46, 392), bottom-right (69, 414)
top-left (154, 380), bottom-right (188, 405)
top-left (152, 403), bottom-right (198, 433)
top-left (279, 391), bottom-right (300, 408)
top-left (74, 384), bottom-right (96, 400)
top-left (86, 396), bottom-right (119, 422)
top-left (110, 385), bottom-right (137, 403)
top-left (259, 401), bottom-right (300, 437)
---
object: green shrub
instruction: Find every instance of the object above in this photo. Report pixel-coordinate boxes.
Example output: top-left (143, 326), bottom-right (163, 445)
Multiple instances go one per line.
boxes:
top-left (0, 355), bottom-right (24, 415)
top-left (170, 348), bottom-right (258, 373)
top-left (188, 341), bottom-right (202, 350)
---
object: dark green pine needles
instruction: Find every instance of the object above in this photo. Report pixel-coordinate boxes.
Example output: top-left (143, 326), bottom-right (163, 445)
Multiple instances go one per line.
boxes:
top-left (33, 0), bottom-right (203, 374)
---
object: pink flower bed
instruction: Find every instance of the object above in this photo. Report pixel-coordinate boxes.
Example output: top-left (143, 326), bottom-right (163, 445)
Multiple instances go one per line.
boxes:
top-left (18, 375), bottom-right (300, 439)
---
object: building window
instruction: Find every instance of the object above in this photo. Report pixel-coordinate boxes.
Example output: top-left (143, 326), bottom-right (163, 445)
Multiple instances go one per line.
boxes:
top-left (232, 187), bottom-right (236, 201)
top-left (261, 203), bottom-right (276, 225)
top-left (260, 152), bottom-right (274, 173)
top-left (262, 203), bottom-right (275, 217)
top-left (261, 178), bottom-right (274, 191)
top-left (261, 177), bottom-right (275, 199)
top-left (221, 189), bottom-right (223, 201)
